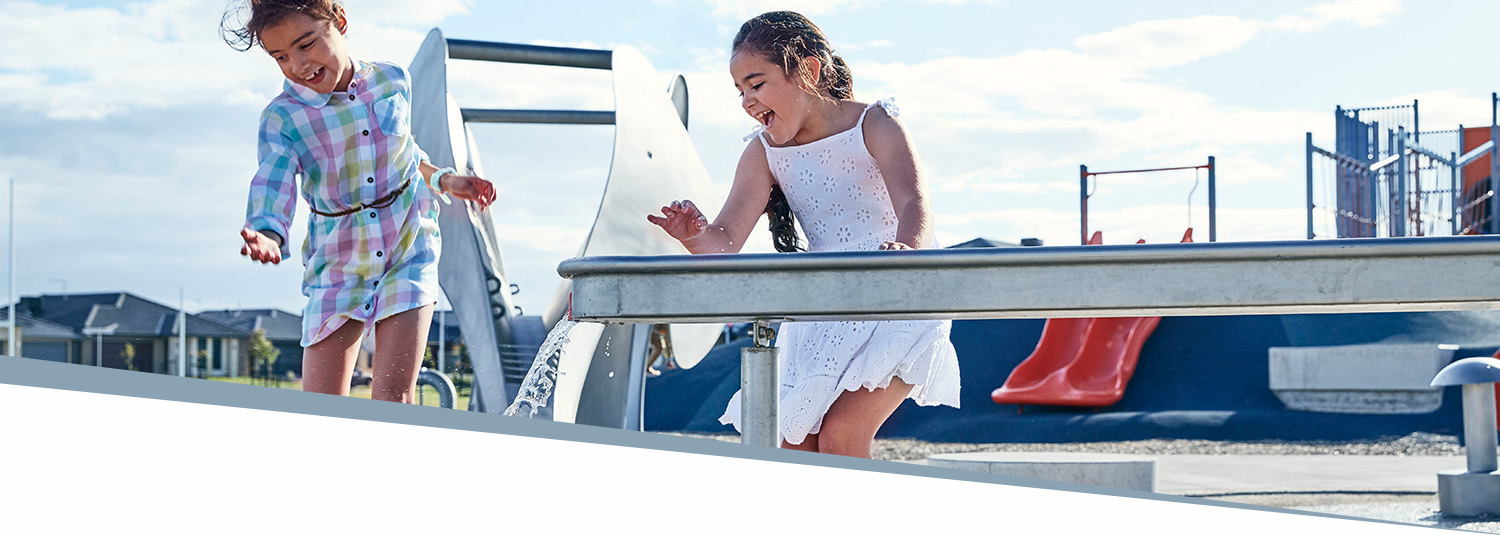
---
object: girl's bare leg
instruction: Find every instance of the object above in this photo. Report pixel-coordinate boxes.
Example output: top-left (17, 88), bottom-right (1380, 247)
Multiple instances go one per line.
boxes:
top-left (302, 319), bottom-right (365, 395)
top-left (370, 304), bottom-right (434, 403)
top-left (782, 435), bottom-right (819, 452)
top-left (812, 377), bottom-right (915, 458)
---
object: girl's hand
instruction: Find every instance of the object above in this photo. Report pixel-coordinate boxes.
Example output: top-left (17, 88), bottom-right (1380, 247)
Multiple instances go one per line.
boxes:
top-left (647, 199), bottom-right (709, 243)
top-left (441, 173), bottom-right (497, 210)
top-left (878, 241), bottom-right (913, 251)
top-left (240, 228), bottom-right (283, 264)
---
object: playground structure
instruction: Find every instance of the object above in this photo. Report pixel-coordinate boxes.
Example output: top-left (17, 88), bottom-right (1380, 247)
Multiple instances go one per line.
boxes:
top-left (1079, 158), bottom-right (1216, 244)
top-left (1306, 94), bottom-right (1499, 240)
top-left (408, 29), bottom-right (732, 427)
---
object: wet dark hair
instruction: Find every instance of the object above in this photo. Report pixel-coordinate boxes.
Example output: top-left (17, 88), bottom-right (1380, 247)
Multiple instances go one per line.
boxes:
top-left (765, 186), bottom-right (803, 253)
top-left (221, 0), bottom-right (344, 52)
top-left (732, 11), bottom-right (854, 101)
top-left (735, 11), bottom-right (851, 253)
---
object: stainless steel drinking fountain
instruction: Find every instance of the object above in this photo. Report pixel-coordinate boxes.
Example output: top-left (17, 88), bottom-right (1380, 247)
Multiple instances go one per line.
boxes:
top-left (1432, 356), bottom-right (1500, 517)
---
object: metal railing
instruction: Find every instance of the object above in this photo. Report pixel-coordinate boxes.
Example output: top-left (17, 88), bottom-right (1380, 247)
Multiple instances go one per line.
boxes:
top-left (448, 40), bottom-right (617, 125)
top-left (560, 236), bottom-right (1500, 446)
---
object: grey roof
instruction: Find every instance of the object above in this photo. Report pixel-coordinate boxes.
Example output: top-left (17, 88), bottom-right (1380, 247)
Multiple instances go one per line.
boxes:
top-left (199, 309), bottom-right (303, 342)
top-left (16, 293), bottom-right (249, 338)
top-left (946, 237), bottom-right (1017, 249)
top-left (0, 310), bottom-right (84, 339)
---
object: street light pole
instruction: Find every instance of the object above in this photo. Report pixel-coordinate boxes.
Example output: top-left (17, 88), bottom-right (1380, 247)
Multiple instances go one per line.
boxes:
top-left (178, 289), bottom-right (186, 377)
top-left (8, 177), bottom-right (15, 358)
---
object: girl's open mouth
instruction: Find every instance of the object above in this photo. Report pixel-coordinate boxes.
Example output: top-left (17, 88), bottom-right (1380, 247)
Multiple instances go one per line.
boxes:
top-left (306, 66), bottom-right (326, 86)
top-left (756, 109), bottom-right (776, 129)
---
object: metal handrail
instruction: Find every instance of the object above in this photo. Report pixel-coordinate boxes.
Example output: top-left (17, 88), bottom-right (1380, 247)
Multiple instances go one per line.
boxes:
top-left (561, 236), bottom-right (1500, 323)
top-left (446, 39), bottom-right (612, 69)
top-left (560, 235), bottom-right (1500, 276)
top-left (461, 109), bottom-right (616, 125)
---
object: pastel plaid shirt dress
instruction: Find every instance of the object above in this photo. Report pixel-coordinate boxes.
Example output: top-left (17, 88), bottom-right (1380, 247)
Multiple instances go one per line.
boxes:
top-left (245, 59), bottom-right (447, 347)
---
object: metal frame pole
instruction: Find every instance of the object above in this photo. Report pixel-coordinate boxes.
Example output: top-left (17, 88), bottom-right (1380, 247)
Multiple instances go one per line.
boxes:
top-left (1452, 150), bottom-right (1460, 236)
top-left (1413, 99), bottom-right (1420, 146)
top-left (741, 320), bottom-right (779, 447)
top-left (1079, 165), bottom-right (1089, 245)
top-left (1306, 134), bottom-right (1315, 240)
top-left (1396, 127), bottom-right (1409, 237)
top-left (1207, 156), bottom-right (1217, 242)
top-left (1491, 93), bottom-right (1499, 235)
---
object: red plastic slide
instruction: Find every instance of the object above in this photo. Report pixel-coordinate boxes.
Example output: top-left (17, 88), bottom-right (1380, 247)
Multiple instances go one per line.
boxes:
top-left (990, 229), bottom-right (1189, 407)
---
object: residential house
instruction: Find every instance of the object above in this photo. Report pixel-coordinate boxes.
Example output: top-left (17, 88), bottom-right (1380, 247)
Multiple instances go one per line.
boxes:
top-left (199, 309), bottom-right (303, 378)
top-left (7, 293), bottom-right (251, 376)
top-left (0, 310), bottom-right (83, 361)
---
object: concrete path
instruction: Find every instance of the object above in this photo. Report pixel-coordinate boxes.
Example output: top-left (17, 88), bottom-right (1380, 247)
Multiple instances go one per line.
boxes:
top-left (917, 453), bottom-right (1500, 531)
top-left (1157, 454), bottom-right (1461, 495)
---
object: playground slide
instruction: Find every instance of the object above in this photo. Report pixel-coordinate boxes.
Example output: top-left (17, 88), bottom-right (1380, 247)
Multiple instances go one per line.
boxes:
top-left (410, 30), bottom-right (750, 427)
top-left (990, 230), bottom-right (1187, 407)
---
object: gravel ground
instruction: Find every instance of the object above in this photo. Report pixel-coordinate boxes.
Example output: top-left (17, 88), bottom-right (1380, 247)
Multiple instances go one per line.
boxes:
top-left (661, 431), bottom-right (1467, 461)
top-left (659, 431), bottom-right (1500, 531)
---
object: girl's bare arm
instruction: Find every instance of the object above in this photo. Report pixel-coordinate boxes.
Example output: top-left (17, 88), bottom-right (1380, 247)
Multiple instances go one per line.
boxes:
top-left (649, 140), bottom-right (776, 254)
top-left (863, 106), bottom-right (933, 250)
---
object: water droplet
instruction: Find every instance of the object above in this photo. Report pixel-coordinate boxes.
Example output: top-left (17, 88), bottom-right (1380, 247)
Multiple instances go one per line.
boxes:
top-left (608, 372), bottom-right (615, 378)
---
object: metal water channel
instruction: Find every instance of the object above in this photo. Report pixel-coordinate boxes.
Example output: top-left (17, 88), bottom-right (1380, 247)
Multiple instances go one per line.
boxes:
top-left (559, 236), bottom-right (1500, 447)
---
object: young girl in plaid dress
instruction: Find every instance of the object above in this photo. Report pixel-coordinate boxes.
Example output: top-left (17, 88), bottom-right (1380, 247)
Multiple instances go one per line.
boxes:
top-left (225, 0), bottom-right (495, 402)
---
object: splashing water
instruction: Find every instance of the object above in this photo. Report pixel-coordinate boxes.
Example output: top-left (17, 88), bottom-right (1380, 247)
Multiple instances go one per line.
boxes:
top-left (503, 319), bottom-right (577, 418)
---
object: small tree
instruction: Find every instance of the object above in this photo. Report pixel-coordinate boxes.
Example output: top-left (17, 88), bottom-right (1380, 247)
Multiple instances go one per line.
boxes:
top-left (196, 349), bottom-right (208, 379)
top-left (248, 329), bottom-right (280, 386)
top-left (120, 343), bottom-right (136, 372)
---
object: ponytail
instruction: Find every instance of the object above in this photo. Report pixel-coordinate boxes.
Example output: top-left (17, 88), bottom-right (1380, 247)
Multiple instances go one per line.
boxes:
top-left (765, 185), bottom-right (803, 253)
top-left (823, 53), bottom-right (853, 101)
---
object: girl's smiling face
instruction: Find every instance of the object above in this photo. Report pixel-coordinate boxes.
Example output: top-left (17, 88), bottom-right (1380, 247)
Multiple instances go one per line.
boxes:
top-left (731, 50), bottom-right (818, 145)
top-left (260, 11), bottom-right (353, 94)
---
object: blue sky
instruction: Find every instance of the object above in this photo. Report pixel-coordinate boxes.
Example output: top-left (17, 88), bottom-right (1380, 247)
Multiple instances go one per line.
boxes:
top-left (1, 0), bottom-right (1497, 317)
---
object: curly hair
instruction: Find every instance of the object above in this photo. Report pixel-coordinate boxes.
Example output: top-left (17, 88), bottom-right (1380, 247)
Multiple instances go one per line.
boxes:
top-left (732, 11), bottom-right (853, 101)
top-left (221, 0), bottom-right (344, 52)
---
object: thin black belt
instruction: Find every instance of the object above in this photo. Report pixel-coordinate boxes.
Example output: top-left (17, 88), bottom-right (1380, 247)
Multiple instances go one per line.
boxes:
top-left (309, 178), bottom-right (412, 217)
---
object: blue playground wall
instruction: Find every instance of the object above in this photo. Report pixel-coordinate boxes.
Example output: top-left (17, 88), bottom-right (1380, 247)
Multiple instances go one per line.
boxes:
top-left (645, 311), bottom-right (1500, 443)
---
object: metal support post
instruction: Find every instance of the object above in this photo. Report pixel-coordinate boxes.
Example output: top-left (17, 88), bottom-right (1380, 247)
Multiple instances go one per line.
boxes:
top-left (1079, 165), bottom-right (1089, 245)
top-left (1396, 127), bottom-right (1409, 237)
top-left (740, 319), bottom-right (779, 447)
top-left (1491, 93), bottom-right (1499, 235)
top-left (1451, 150), bottom-right (1460, 236)
top-left (1207, 156), bottom-right (1217, 242)
top-left (1306, 134), bottom-right (1315, 239)
top-left (1461, 383), bottom-right (1498, 473)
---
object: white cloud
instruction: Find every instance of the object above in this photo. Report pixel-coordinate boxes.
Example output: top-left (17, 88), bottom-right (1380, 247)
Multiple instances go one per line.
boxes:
top-left (0, 0), bottom-right (473, 120)
top-left (1273, 0), bottom-right (1402, 33)
top-left (346, 0), bottom-right (472, 26)
top-left (699, 0), bottom-right (997, 20)
top-left (1073, 15), bottom-right (1264, 72)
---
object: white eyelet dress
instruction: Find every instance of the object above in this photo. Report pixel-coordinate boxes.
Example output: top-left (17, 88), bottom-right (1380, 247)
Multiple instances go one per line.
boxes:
top-left (718, 99), bottom-right (962, 445)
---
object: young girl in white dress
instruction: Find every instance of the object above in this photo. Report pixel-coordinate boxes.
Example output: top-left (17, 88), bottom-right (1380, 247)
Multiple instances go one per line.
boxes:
top-left (648, 11), bottom-right (960, 458)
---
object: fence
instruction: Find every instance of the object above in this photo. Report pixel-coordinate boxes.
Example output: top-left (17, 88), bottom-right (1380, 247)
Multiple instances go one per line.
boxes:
top-left (1306, 94), bottom-right (1499, 239)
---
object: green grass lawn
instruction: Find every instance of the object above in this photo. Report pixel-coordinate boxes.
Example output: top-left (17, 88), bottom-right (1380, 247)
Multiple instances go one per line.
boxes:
top-left (207, 375), bottom-right (470, 410)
